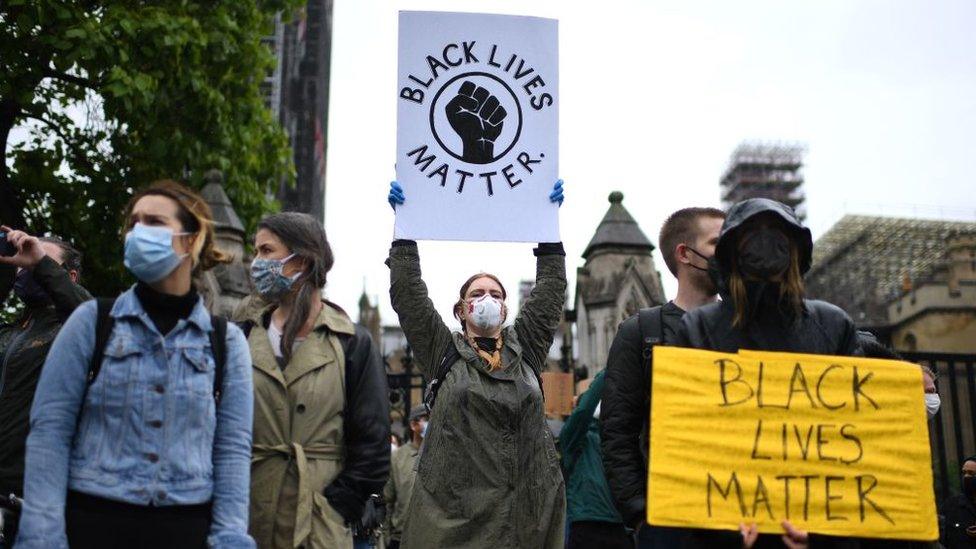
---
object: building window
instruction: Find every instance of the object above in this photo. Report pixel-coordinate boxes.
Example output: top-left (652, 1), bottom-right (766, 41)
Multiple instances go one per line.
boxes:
top-left (903, 333), bottom-right (918, 353)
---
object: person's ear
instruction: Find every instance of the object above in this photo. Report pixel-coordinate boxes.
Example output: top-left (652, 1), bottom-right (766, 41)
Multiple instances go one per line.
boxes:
top-left (675, 243), bottom-right (689, 265)
top-left (68, 270), bottom-right (79, 284)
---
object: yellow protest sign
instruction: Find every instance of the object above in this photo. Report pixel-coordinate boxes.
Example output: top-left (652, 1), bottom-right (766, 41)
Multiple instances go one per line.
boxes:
top-left (647, 346), bottom-right (937, 541)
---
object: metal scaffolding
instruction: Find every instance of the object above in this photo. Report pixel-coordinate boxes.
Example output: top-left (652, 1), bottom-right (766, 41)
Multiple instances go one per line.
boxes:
top-left (720, 141), bottom-right (807, 218)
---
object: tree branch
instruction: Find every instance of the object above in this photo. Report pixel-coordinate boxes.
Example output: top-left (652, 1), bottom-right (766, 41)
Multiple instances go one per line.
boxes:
top-left (42, 67), bottom-right (99, 89)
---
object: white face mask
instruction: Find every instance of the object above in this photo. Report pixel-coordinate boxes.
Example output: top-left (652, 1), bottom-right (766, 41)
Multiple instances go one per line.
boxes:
top-left (593, 401), bottom-right (602, 420)
top-left (925, 393), bottom-right (941, 418)
top-left (466, 294), bottom-right (504, 331)
top-left (420, 420), bottom-right (429, 438)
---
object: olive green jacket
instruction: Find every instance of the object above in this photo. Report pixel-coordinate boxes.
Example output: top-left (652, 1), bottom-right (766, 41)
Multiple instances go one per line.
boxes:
top-left (383, 440), bottom-right (420, 542)
top-left (388, 241), bottom-right (567, 549)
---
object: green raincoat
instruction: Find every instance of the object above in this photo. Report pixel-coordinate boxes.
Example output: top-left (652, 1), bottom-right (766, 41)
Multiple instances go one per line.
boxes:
top-left (388, 241), bottom-right (567, 549)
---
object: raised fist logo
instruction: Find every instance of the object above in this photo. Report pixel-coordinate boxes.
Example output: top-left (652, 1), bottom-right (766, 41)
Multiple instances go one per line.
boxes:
top-left (445, 80), bottom-right (507, 164)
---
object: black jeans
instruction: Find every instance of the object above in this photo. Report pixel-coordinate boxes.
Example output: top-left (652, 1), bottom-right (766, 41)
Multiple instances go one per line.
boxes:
top-left (66, 490), bottom-right (211, 549)
top-left (568, 520), bottom-right (633, 549)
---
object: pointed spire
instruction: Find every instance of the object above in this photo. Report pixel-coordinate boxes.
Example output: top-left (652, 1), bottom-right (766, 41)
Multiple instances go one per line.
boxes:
top-left (200, 169), bottom-right (244, 235)
top-left (582, 191), bottom-right (654, 259)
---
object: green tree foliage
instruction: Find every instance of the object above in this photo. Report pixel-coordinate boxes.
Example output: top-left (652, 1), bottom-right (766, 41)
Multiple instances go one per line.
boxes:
top-left (0, 0), bottom-right (300, 299)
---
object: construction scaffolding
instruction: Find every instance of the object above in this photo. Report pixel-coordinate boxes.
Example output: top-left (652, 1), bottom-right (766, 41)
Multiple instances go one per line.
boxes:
top-left (720, 141), bottom-right (807, 218)
top-left (805, 214), bottom-right (976, 327)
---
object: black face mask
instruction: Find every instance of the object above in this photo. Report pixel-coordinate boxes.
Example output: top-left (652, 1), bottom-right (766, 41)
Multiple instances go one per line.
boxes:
top-left (13, 269), bottom-right (48, 305)
top-left (964, 476), bottom-right (976, 499)
top-left (739, 226), bottom-right (791, 279)
top-left (685, 246), bottom-right (711, 273)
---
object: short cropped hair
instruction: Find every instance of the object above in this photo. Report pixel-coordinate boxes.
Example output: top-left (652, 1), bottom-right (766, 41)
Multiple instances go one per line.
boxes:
top-left (40, 236), bottom-right (83, 280)
top-left (658, 207), bottom-right (726, 276)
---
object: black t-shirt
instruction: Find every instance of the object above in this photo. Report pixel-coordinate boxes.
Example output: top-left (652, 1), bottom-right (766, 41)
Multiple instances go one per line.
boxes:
top-left (661, 300), bottom-right (686, 344)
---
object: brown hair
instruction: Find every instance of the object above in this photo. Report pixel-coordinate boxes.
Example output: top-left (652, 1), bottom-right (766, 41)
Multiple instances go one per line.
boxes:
top-left (453, 272), bottom-right (507, 332)
top-left (124, 179), bottom-right (230, 271)
top-left (659, 207), bottom-right (726, 276)
top-left (729, 238), bottom-right (805, 328)
top-left (256, 212), bottom-right (334, 364)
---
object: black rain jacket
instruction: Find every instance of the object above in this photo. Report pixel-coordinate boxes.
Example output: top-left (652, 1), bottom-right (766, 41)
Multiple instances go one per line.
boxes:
top-left (673, 199), bottom-right (864, 548)
top-left (0, 257), bottom-right (91, 496)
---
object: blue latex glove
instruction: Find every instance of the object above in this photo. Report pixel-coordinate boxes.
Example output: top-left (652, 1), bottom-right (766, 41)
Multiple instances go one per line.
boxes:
top-left (388, 181), bottom-right (405, 210)
top-left (549, 179), bottom-right (564, 206)
top-left (390, 179), bottom-right (562, 208)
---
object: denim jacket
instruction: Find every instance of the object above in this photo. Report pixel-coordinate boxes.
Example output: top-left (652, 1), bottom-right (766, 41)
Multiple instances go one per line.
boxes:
top-left (15, 287), bottom-right (255, 548)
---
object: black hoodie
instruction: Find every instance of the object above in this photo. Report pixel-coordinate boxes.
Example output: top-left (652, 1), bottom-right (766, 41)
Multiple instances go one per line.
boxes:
top-left (674, 198), bottom-right (859, 356)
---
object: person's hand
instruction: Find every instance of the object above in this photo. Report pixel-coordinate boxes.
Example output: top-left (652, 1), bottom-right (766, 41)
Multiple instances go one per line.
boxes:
top-left (549, 179), bottom-right (564, 206)
top-left (0, 225), bottom-right (46, 269)
top-left (740, 523), bottom-right (759, 548)
top-left (388, 181), bottom-right (405, 211)
top-left (781, 520), bottom-right (809, 549)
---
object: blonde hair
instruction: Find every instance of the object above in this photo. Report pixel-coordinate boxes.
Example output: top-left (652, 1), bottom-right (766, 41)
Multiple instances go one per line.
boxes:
top-left (124, 179), bottom-right (231, 271)
top-left (729, 239), bottom-right (805, 328)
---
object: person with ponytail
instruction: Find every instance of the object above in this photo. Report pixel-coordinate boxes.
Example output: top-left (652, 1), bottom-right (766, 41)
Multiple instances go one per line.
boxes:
top-left (386, 180), bottom-right (567, 548)
top-left (674, 198), bottom-right (860, 549)
top-left (16, 180), bottom-right (255, 548)
top-left (237, 212), bottom-right (389, 549)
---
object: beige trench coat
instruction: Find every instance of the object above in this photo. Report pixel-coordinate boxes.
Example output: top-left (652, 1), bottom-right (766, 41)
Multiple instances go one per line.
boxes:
top-left (240, 302), bottom-right (356, 549)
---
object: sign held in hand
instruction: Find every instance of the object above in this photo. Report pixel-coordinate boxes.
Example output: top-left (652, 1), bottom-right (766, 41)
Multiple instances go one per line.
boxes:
top-left (647, 347), bottom-right (937, 541)
top-left (395, 11), bottom-right (559, 242)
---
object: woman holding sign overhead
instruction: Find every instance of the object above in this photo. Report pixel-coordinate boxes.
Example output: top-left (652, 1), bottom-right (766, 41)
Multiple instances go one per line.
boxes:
top-left (674, 198), bottom-right (862, 548)
top-left (386, 180), bottom-right (566, 549)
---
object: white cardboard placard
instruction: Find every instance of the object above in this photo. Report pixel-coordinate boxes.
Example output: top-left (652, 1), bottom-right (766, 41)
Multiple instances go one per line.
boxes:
top-left (395, 11), bottom-right (559, 242)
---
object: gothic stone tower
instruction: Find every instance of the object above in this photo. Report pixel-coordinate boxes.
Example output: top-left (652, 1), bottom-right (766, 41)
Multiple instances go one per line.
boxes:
top-left (573, 191), bottom-right (665, 378)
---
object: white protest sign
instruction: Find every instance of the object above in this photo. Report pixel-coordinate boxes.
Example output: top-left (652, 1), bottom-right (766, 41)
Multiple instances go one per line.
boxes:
top-left (395, 11), bottom-right (559, 242)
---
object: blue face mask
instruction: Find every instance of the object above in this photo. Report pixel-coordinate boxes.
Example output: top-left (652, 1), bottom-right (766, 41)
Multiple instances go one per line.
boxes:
top-left (251, 254), bottom-right (302, 299)
top-left (124, 224), bottom-right (190, 283)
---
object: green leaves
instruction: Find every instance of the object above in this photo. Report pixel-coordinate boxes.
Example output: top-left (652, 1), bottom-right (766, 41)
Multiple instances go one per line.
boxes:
top-left (0, 0), bottom-right (303, 301)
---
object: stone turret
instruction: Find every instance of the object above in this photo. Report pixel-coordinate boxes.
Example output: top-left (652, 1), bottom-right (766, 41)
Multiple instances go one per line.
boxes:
top-left (196, 170), bottom-right (255, 317)
top-left (573, 192), bottom-right (665, 377)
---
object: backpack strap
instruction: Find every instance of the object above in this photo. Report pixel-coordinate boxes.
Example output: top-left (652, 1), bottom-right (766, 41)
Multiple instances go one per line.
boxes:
top-left (88, 298), bottom-right (117, 385)
top-left (209, 316), bottom-right (227, 403)
top-left (637, 306), bottom-right (665, 361)
top-left (237, 319), bottom-right (255, 339)
top-left (423, 343), bottom-right (462, 413)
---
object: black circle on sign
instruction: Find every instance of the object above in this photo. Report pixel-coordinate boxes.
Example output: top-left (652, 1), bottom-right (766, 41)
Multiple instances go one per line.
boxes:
top-left (429, 71), bottom-right (524, 164)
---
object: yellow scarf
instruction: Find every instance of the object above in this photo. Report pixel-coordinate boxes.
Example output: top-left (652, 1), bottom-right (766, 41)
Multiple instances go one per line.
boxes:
top-left (466, 334), bottom-right (503, 372)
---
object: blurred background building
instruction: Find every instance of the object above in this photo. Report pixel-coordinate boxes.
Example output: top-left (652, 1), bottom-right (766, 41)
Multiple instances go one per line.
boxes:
top-left (805, 215), bottom-right (976, 353)
top-left (720, 142), bottom-right (807, 220)
top-left (263, 1), bottom-right (333, 223)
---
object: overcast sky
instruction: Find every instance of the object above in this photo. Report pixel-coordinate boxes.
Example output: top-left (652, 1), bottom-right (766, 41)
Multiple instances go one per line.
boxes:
top-left (325, 0), bottom-right (976, 333)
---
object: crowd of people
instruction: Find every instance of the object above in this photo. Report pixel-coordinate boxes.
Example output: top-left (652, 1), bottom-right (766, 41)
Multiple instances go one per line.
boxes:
top-left (0, 176), bottom-right (965, 549)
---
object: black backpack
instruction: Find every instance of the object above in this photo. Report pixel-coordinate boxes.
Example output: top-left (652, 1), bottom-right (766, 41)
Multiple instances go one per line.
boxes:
top-left (423, 338), bottom-right (545, 413)
top-left (637, 306), bottom-right (665, 363)
top-left (87, 297), bottom-right (228, 402)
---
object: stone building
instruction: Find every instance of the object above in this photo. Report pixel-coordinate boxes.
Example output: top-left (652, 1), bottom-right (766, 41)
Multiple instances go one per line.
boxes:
top-left (806, 215), bottom-right (976, 352)
top-left (573, 192), bottom-right (665, 377)
top-left (196, 170), bottom-right (254, 317)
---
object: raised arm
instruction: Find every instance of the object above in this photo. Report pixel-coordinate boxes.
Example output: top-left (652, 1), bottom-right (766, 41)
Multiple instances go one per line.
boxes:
top-left (31, 255), bottom-right (92, 320)
top-left (386, 240), bottom-right (453, 379)
top-left (15, 301), bottom-right (97, 548)
top-left (513, 243), bottom-right (567, 372)
top-left (208, 325), bottom-right (256, 548)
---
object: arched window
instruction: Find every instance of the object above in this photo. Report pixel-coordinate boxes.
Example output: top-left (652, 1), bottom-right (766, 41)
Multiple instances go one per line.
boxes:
top-left (904, 333), bottom-right (918, 352)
